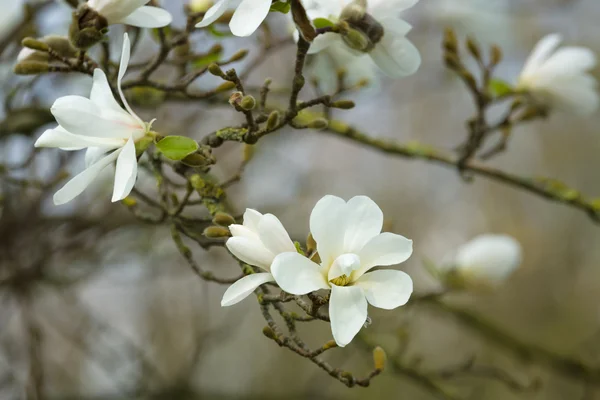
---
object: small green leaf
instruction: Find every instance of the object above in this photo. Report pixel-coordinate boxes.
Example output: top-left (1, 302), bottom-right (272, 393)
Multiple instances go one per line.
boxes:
top-left (156, 136), bottom-right (199, 161)
top-left (270, 1), bottom-right (291, 13)
top-left (488, 79), bottom-right (513, 97)
top-left (313, 18), bottom-right (335, 29)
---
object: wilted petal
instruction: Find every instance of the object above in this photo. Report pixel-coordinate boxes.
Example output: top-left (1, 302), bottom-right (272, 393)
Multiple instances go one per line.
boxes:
top-left (258, 214), bottom-right (296, 255)
top-left (310, 195), bottom-right (346, 267)
top-left (353, 232), bottom-right (413, 278)
top-left (221, 272), bottom-right (274, 306)
top-left (271, 252), bottom-right (329, 295)
top-left (195, 0), bottom-right (231, 28)
top-left (343, 196), bottom-right (384, 254)
top-left (226, 237), bottom-right (274, 270)
top-left (53, 149), bottom-right (120, 205)
top-left (111, 136), bottom-right (138, 202)
top-left (354, 269), bottom-right (413, 309)
top-left (230, 0), bottom-right (271, 37)
top-left (119, 6), bottom-right (173, 28)
top-left (329, 285), bottom-right (368, 347)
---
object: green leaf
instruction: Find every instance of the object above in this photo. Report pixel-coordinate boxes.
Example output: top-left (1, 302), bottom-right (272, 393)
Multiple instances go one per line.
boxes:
top-left (488, 79), bottom-right (513, 97)
top-left (313, 18), bottom-right (335, 29)
top-left (270, 1), bottom-right (291, 13)
top-left (156, 136), bottom-right (199, 161)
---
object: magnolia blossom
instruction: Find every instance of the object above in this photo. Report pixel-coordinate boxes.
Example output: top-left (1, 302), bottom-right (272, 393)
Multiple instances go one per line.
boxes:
top-left (196, 0), bottom-right (285, 37)
top-left (35, 33), bottom-right (152, 205)
top-left (271, 195), bottom-right (413, 347)
top-left (87, 0), bottom-right (172, 28)
top-left (302, 0), bottom-right (421, 78)
top-left (517, 34), bottom-right (598, 115)
top-left (222, 208), bottom-right (296, 306)
top-left (447, 234), bottom-right (522, 288)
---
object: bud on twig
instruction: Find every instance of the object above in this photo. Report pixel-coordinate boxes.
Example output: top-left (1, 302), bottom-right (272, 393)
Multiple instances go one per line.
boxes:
top-left (212, 212), bottom-right (236, 226)
top-left (490, 45), bottom-right (503, 66)
top-left (203, 226), bottom-right (231, 238)
top-left (266, 111), bottom-right (281, 130)
top-left (466, 36), bottom-right (482, 61)
top-left (22, 38), bottom-right (49, 52)
top-left (14, 62), bottom-right (50, 75)
top-left (229, 49), bottom-right (248, 62)
top-left (291, 0), bottom-right (316, 41)
top-left (240, 95), bottom-right (256, 111)
top-left (330, 100), bottom-right (355, 110)
top-left (215, 81), bottom-right (236, 93)
top-left (373, 346), bottom-right (387, 371)
top-left (308, 118), bottom-right (329, 130)
top-left (443, 28), bottom-right (458, 55)
top-left (208, 63), bottom-right (225, 77)
top-left (262, 326), bottom-right (278, 341)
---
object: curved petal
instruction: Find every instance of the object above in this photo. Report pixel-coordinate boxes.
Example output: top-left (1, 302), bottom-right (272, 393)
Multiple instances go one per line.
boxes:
top-left (229, 224), bottom-right (259, 240)
top-left (53, 149), bottom-right (120, 205)
top-left (258, 214), bottom-right (296, 255)
top-left (111, 136), bottom-right (138, 202)
top-left (536, 47), bottom-right (596, 84)
top-left (90, 69), bottom-right (137, 127)
top-left (353, 232), bottom-right (413, 278)
top-left (520, 34), bottom-right (562, 79)
top-left (229, 0), bottom-right (271, 37)
top-left (51, 96), bottom-right (138, 139)
top-left (119, 6), bottom-right (173, 28)
top-left (118, 33), bottom-right (144, 126)
top-left (271, 252), bottom-right (329, 295)
top-left (195, 0), bottom-right (231, 28)
top-left (225, 237), bottom-right (273, 270)
top-left (243, 208), bottom-right (262, 230)
top-left (35, 127), bottom-right (122, 149)
top-left (85, 147), bottom-right (110, 167)
top-left (343, 196), bottom-right (384, 254)
top-left (221, 272), bottom-right (274, 306)
top-left (309, 195), bottom-right (347, 267)
top-left (370, 36), bottom-right (421, 78)
top-left (354, 269), bottom-right (413, 310)
top-left (329, 285), bottom-right (368, 347)
top-left (307, 33), bottom-right (339, 54)
top-left (546, 74), bottom-right (599, 115)
top-left (328, 253), bottom-right (361, 281)
top-left (89, 0), bottom-right (150, 23)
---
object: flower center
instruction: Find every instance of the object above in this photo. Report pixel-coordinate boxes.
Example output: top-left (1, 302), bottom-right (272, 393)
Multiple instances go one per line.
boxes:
top-left (330, 274), bottom-right (352, 286)
top-left (328, 253), bottom-right (361, 287)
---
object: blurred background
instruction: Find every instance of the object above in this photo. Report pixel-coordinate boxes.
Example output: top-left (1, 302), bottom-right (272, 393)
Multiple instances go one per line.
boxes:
top-left (1, 0), bottom-right (600, 399)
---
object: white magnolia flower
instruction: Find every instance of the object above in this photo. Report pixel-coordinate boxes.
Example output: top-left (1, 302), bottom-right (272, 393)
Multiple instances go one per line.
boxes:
top-left (271, 195), bottom-right (413, 347)
top-left (196, 0), bottom-right (285, 37)
top-left (302, 0), bottom-right (421, 78)
top-left (517, 34), bottom-right (598, 115)
top-left (87, 0), bottom-right (172, 28)
top-left (448, 234), bottom-right (522, 288)
top-left (222, 208), bottom-right (296, 306)
top-left (35, 33), bottom-right (152, 205)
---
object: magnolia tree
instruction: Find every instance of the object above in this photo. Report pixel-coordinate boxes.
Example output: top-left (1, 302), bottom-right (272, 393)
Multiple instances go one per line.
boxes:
top-left (2, 0), bottom-right (600, 397)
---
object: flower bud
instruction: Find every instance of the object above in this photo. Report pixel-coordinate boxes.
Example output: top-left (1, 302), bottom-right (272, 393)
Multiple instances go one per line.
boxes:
top-left (69, 6), bottom-right (108, 50)
top-left (208, 63), bottom-right (224, 77)
top-left (443, 28), bottom-right (458, 55)
top-left (228, 91), bottom-right (243, 107)
top-left (203, 226), bottom-right (231, 238)
top-left (22, 38), bottom-right (49, 52)
top-left (490, 45), bottom-right (503, 66)
top-left (373, 346), bottom-right (387, 371)
top-left (14, 62), bottom-right (50, 75)
top-left (189, 0), bottom-right (214, 13)
top-left (240, 95), bottom-right (256, 111)
top-left (330, 100), bottom-right (355, 110)
top-left (262, 326), bottom-right (278, 340)
top-left (266, 110), bottom-right (281, 130)
top-left (212, 212), bottom-right (236, 226)
top-left (308, 118), bottom-right (329, 130)
top-left (215, 81), bottom-right (236, 93)
top-left (229, 49), bottom-right (248, 62)
top-left (466, 36), bottom-right (482, 61)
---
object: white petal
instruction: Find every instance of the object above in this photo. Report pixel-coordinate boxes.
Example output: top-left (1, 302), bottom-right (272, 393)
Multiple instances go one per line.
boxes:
top-left (195, 0), bottom-right (231, 28)
top-left (226, 237), bottom-right (274, 270)
top-left (343, 196), bottom-right (384, 254)
top-left (329, 285), bottom-right (368, 347)
top-left (111, 136), bottom-right (138, 202)
top-left (372, 0), bottom-right (419, 16)
top-left (535, 47), bottom-right (597, 84)
top-left (118, 33), bottom-right (144, 126)
top-left (53, 150), bottom-right (120, 205)
top-left (520, 34), bottom-right (562, 80)
top-left (35, 127), bottom-right (122, 149)
top-left (229, 224), bottom-right (259, 240)
top-left (455, 234), bottom-right (522, 285)
top-left (354, 269), bottom-right (413, 310)
top-left (243, 208), bottom-right (262, 231)
top-left (51, 96), bottom-right (138, 139)
top-left (353, 232), bottom-right (413, 278)
top-left (229, 0), bottom-right (271, 37)
top-left (271, 252), bottom-right (329, 295)
top-left (370, 35), bottom-right (421, 78)
top-left (221, 272), bottom-right (274, 306)
top-left (545, 74), bottom-right (599, 115)
top-left (90, 69), bottom-right (139, 128)
top-left (89, 0), bottom-right (149, 23)
top-left (119, 6), bottom-right (173, 28)
top-left (307, 34), bottom-right (339, 54)
top-left (258, 214), bottom-right (296, 255)
top-left (309, 195), bottom-right (347, 267)
top-left (85, 147), bottom-right (110, 167)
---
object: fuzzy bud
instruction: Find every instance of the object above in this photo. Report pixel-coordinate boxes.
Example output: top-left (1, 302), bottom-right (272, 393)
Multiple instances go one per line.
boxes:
top-left (490, 45), bottom-right (503, 66)
top-left (373, 346), bottom-right (387, 371)
top-left (229, 49), bottom-right (249, 62)
top-left (262, 326), bottom-right (278, 340)
top-left (215, 81), bottom-right (236, 93)
top-left (212, 212), bottom-right (236, 226)
top-left (208, 63), bottom-right (225, 77)
top-left (308, 118), bottom-right (329, 130)
top-left (229, 91), bottom-right (243, 107)
top-left (69, 6), bottom-right (108, 50)
top-left (21, 38), bottom-right (49, 52)
top-left (466, 36), bottom-right (482, 61)
top-left (14, 62), bottom-right (50, 75)
top-left (443, 28), bottom-right (458, 55)
top-left (330, 100), bottom-right (355, 110)
top-left (203, 226), bottom-right (231, 238)
top-left (266, 111), bottom-right (281, 130)
top-left (240, 95), bottom-right (256, 111)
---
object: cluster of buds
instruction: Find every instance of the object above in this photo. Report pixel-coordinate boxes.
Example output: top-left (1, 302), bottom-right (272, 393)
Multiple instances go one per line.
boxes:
top-left (14, 36), bottom-right (78, 75)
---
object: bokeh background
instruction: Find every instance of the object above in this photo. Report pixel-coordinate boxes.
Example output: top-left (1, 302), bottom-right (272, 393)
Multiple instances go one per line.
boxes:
top-left (1, 0), bottom-right (600, 399)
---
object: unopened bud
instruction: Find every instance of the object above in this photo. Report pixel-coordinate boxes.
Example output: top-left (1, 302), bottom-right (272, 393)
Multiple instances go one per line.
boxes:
top-left (266, 111), bottom-right (281, 130)
top-left (373, 346), bottom-right (387, 371)
top-left (208, 63), bottom-right (224, 77)
top-left (212, 212), bottom-right (236, 226)
top-left (490, 45), bottom-right (503, 66)
top-left (240, 95), bottom-right (256, 110)
top-left (443, 28), bottom-right (458, 54)
top-left (228, 91), bottom-right (243, 107)
top-left (229, 49), bottom-right (248, 62)
top-left (215, 81), bottom-right (236, 93)
top-left (69, 6), bottom-right (108, 50)
top-left (22, 38), bottom-right (49, 52)
top-left (203, 226), bottom-right (231, 238)
top-left (322, 340), bottom-right (337, 350)
top-left (306, 233), bottom-right (317, 254)
top-left (308, 118), bottom-right (329, 130)
top-left (444, 53), bottom-right (462, 70)
top-left (243, 143), bottom-right (255, 162)
top-left (330, 100), bottom-right (355, 110)
top-left (466, 36), bottom-right (482, 61)
top-left (262, 326), bottom-right (278, 340)
top-left (14, 62), bottom-right (50, 75)
top-left (121, 197), bottom-right (137, 207)
top-left (189, 0), bottom-right (214, 13)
